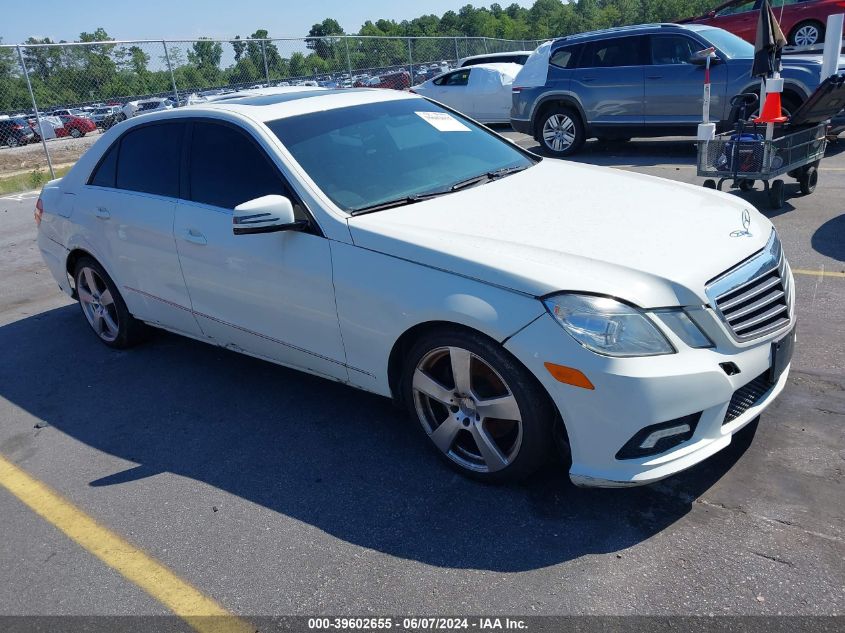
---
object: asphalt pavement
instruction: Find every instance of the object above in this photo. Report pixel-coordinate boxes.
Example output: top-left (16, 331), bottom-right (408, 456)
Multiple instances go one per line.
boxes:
top-left (0, 135), bottom-right (843, 625)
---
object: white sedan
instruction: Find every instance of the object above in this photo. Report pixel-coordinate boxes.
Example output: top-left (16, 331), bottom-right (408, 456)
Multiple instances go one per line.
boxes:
top-left (412, 63), bottom-right (521, 124)
top-left (36, 89), bottom-right (795, 487)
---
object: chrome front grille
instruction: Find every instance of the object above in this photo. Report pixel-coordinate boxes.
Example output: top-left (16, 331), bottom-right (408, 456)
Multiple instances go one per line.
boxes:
top-left (706, 231), bottom-right (792, 342)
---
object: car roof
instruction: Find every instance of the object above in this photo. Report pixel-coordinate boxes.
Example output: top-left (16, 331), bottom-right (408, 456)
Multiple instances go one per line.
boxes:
top-left (188, 87), bottom-right (418, 122)
top-left (469, 62), bottom-right (525, 77)
top-left (553, 22), bottom-right (699, 44)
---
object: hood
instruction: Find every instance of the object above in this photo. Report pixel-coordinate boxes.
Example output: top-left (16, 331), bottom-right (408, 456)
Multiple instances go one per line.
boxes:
top-left (347, 160), bottom-right (773, 308)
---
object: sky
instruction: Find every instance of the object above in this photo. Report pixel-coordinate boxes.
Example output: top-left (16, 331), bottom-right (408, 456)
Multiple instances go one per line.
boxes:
top-left (1, 0), bottom-right (536, 45)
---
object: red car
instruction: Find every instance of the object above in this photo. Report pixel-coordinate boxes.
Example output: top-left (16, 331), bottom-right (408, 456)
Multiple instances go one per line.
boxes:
top-left (680, 0), bottom-right (845, 46)
top-left (56, 115), bottom-right (97, 138)
top-left (355, 70), bottom-right (411, 90)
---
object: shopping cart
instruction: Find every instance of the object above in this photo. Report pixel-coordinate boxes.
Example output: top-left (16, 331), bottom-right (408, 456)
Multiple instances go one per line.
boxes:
top-left (697, 93), bottom-right (828, 209)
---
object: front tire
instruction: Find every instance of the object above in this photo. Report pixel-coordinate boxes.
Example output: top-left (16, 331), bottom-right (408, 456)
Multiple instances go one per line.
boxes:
top-left (537, 106), bottom-right (585, 157)
top-left (73, 257), bottom-right (147, 349)
top-left (401, 328), bottom-right (554, 483)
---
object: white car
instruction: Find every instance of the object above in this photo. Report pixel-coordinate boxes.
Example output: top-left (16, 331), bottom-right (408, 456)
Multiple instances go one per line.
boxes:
top-left (121, 98), bottom-right (173, 119)
top-left (412, 63), bottom-right (522, 124)
top-left (35, 89), bottom-right (795, 487)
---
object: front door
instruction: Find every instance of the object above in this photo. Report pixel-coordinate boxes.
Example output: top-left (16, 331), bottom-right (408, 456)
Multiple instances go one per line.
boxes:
top-left (173, 119), bottom-right (348, 381)
top-left (644, 34), bottom-right (730, 126)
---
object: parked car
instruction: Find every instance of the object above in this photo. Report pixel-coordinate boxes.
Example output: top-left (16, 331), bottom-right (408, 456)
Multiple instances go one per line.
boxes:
top-left (459, 51), bottom-right (533, 67)
top-left (0, 116), bottom-right (36, 147)
top-left (511, 23), bottom-right (845, 156)
top-left (90, 106), bottom-right (122, 129)
top-left (357, 70), bottom-right (411, 90)
top-left (413, 63), bottom-right (523, 123)
top-left (679, 0), bottom-right (845, 47)
top-left (57, 115), bottom-right (97, 138)
top-left (37, 88), bottom-right (795, 487)
top-left (49, 108), bottom-right (90, 118)
top-left (122, 98), bottom-right (173, 119)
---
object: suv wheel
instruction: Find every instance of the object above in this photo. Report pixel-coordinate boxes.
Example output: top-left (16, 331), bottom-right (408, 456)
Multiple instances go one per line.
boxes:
top-left (538, 106), bottom-right (585, 157)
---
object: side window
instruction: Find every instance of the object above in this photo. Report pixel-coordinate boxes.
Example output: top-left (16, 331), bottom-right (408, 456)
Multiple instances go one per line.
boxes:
top-left (650, 35), bottom-right (699, 65)
top-left (550, 45), bottom-right (580, 69)
top-left (89, 141), bottom-right (119, 188)
top-left (115, 122), bottom-right (182, 197)
top-left (434, 69), bottom-right (471, 86)
top-left (718, 0), bottom-right (756, 15)
top-left (188, 121), bottom-right (294, 212)
top-left (581, 37), bottom-right (646, 68)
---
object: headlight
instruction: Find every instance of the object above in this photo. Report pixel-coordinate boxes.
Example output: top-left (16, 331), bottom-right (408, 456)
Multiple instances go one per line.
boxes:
top-left (543, 294), bottom-right (674, 357)
top-left (655, 309), bottom-right (713, 349)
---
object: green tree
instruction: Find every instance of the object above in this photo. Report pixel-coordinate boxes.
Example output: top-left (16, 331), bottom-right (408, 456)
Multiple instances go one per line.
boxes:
top-left (306, 18), bottom-right (345, 60)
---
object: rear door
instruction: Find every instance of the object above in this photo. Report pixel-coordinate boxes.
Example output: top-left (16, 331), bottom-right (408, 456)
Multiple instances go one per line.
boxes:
top-left (173, 119), bottom-right (348, 381)
top-left (572, 36), bottom-right (647, 126)
top-left (468, 67), bottom-right (511, 122)
top-left (644, 33), bottom-right (729, 125)
top-left (83, 121), bottom-right (202, 336)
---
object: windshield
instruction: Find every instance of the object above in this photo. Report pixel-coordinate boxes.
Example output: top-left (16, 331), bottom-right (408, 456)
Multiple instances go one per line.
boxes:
top-left (699, 27), bottom-right (754, 58)
top-left (266, 98), bottom-right (535, 213)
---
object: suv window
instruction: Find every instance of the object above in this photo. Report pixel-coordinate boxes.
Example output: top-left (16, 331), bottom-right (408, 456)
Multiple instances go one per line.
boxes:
top-left (433, 69), bottom-right (471, 86)
top-left (549, 45), bottom-right (580, 69)
top-left (580, 36), bottom-right (647, 68)
top-left (650, 35), bottom-right (700, 65)
top-left (115, 122), bottom-right (183, 197)
top-left (188, 121), bottom-right (292, 210)
top-left (90, 142), bottom-right (119, 188)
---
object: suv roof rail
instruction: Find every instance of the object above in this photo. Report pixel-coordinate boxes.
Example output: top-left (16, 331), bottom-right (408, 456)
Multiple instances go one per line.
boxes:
top-left (554, 23), bottom-right (683, 43)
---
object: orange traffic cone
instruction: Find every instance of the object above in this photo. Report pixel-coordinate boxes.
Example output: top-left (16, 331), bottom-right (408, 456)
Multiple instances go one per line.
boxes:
top-left (754, 91), bottom-right (788, 124)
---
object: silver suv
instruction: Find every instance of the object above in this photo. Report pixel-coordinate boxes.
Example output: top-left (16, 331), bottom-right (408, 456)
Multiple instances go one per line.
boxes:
top-left (511, 23), bottom-right (845, 156)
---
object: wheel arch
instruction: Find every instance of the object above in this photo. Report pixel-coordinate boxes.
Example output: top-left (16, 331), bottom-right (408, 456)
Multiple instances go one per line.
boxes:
top-left (387, 318), bottom-right (572, 461)
top-left (731, 83), bottom-right (807, 121)
top-left (530, 94), bottom-right (587, 139)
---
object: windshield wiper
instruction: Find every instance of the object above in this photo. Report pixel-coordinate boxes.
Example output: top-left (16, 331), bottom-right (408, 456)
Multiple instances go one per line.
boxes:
top-left (350, 189), bottom-right (452, 216)
top-left (350, 165), bottom-right (532, 216)
top-left (449, 164), bottom-right (531, 192)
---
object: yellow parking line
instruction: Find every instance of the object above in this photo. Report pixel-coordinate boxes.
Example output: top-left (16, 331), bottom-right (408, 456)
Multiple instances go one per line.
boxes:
top-left (0, 454), bottom-right (254, 633)
top-left (793, 268), bottom-right (845, 278)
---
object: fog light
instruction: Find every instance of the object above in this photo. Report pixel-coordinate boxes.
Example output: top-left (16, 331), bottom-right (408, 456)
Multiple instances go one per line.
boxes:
top-left (615, 413), bottom-right (700, 460)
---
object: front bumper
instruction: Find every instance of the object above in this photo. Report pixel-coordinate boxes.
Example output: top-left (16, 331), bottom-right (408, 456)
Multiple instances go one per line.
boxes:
top-left (504, 311), bottom-right (792, 487)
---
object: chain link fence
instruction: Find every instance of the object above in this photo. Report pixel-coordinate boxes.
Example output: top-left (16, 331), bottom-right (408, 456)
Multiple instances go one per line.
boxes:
top-left (0, 36), bottom-right (541, 193)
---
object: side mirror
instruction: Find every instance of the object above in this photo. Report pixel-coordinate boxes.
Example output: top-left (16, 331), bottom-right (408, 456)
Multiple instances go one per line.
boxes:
top-left (232, 195), bottom-right (307, 235)
top-left (708, 10), bottom-right (716, 17)
top-left (688, 53), bottom-right (721, 65)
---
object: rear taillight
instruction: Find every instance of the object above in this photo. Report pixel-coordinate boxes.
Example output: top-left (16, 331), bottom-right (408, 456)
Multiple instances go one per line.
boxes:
top-left (512, 87), bottom-right (523, 93)
top-left (35, 198), bottom-right (43, 227)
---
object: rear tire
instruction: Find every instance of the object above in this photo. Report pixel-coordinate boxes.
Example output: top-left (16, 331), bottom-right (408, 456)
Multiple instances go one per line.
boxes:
top-left (537, 106), bottom-right (585, 157)
top-left (789, 21), bottom-right (824, 47)
top-left (73, 257), bottom-right (147, 349)
top-left (401, 328), bottom-right (555, 483)
top-left (768, 179), bottom-right (785, 209)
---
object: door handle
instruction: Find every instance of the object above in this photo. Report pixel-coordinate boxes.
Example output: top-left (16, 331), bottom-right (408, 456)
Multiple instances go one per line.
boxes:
top-left (647, 75), bottom-right (663, 79)
top-left (182, 229), bottom-right (207, 245)
top-left (95, 206), bottom-right (110, 219)
top-left (582, 76), bottom-right (597, 82)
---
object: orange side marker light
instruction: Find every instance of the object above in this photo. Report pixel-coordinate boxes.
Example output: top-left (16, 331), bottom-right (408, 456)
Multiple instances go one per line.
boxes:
top-left (544, 362), bottom-right (595, 390)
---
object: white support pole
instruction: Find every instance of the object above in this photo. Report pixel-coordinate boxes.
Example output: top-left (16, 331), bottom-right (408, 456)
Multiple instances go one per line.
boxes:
top-left (820, 14), bottom-right (844, 81)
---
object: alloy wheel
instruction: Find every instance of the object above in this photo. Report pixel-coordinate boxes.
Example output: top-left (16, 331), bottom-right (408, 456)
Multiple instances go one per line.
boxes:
top-left (412, 346), bottom-right (523, 473)
top-left (77, 266), bottom-right (120, 342)
top-left (542, 113), bottom-right (576, 153)
top-left (793, 24), bottom-right (820, 46)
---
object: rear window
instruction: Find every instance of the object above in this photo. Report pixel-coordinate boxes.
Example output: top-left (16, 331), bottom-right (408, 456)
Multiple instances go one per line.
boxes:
top-left (549, 46), bottom-right (580, 69)
top-left (115, 122), bottom-right (183, 197)
top-left (580, 36), bottom-right (647, 68)
top-left (90, 142), bottom-right (119, 188)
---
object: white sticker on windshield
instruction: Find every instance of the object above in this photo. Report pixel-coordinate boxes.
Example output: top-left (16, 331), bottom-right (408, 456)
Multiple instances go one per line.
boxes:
top-left (416, 111), bottom-right (471, 132)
